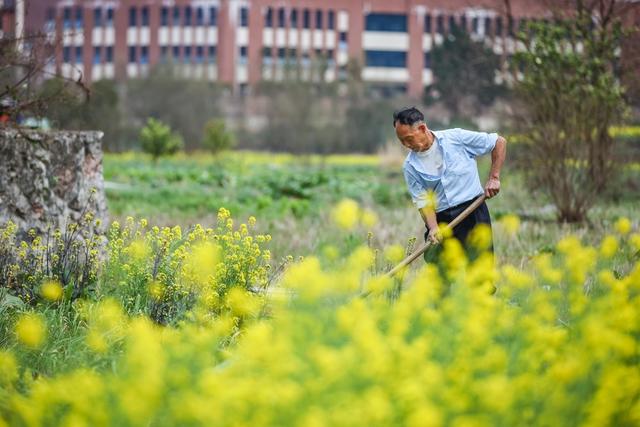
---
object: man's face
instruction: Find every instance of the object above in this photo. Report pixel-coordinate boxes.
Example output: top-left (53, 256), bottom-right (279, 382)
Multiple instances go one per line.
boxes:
top-left (394, 121), bottom-right (430, 152)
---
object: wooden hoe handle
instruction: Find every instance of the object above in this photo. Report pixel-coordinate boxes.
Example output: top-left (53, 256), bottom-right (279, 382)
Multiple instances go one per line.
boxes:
top-left (385, 195), bottom-right (487, 278)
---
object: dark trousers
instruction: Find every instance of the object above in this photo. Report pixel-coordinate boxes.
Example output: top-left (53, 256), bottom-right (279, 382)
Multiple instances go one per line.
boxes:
top-left (424, 195), bottom-right (493, 264)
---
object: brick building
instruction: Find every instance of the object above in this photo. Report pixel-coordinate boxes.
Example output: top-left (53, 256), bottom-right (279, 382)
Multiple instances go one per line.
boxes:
top-left (13, 1), bottom-right (637, 98)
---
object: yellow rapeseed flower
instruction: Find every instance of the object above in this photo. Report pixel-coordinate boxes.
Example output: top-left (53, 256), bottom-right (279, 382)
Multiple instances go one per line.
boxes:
top-left (15, 313), bottom-right (46, 349)
top-left (148, 281), bottom-right (164, 300)
top-left (322, 245), bottom-right (340, 261)
top-left (614, 217), bottom-right (632, 236)
top-left (384, 244), bottom-right (405, 264)
top-left (127, 239), bottom-right (150, 261)
top-left (86, 330), bottom-right (109, 353)
top-left (361, 209), bottom-right (379, 228)
top-left (331, 199), bottom-right (360, 230)
top-left (500, 214), bottom-right (521, 236)
top-left (40, 280), bottom-right (63, 301)
top-left (467, 223), bottom-right (493, 251)
top-left (437, 222), bottom-right (453, 239)
top-left (599, 235), bottom-right (619, 259)
top-left (0, 350), bottom-right (18, 385)
top-left (418, 190), bottom-right (438, 211)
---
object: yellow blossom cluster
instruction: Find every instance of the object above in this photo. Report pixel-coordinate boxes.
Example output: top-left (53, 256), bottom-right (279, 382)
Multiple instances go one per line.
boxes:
top-left (330, 199), bottom-right (379, 230)
top-left (103, 210), bottom-right (272, 324)
top-left (1, 214), bottom-right (639, 426)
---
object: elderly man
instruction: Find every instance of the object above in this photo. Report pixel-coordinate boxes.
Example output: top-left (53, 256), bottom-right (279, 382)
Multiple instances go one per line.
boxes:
top-left (393, 106), bottom-right (507, 260)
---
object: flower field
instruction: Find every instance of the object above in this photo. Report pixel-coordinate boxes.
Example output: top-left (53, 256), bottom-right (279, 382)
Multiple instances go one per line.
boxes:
top-left (1, 152), bottom-right (639, 426)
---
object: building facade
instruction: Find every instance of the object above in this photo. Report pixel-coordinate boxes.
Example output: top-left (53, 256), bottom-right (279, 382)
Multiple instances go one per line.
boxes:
top-left (1, 0), bottom-right (16, 39)
top-left (16, 0), bottom-right (610, 97)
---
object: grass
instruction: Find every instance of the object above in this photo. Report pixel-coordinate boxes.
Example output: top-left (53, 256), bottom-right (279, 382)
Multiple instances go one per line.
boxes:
top-left (103, 151), bottom-right (638, 271)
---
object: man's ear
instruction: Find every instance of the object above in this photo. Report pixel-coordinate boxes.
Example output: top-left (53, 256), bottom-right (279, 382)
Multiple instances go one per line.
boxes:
top-left (418, 123), bottom-right (428, 134)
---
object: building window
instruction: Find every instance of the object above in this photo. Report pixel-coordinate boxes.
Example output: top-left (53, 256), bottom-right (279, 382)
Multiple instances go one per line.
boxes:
top-left (339, 31), bottom-right (348, 48)
top-left (425, 14), bottom-right (432, 33)
top-left (185, 7), bottom-right (192, 26)
top-left (173, 7), bottom-right (180, 26)
top-left (496, 17), bottom-right (503, 36)
top-left (106, 8), bottom-right (114, 27)
top-left (288, 48), bottom-right (298, 63)
top-left (140, 46), bottom-right (149, 64)
top-left (424, 51), bottom-right (431, 69)
top-left (63, 7), bottom-right (72, 29)
top-left (208, 46), bottom-right (216, 62)
top-left (460, 15), bottom-right (467, 32)
top-left (106, 46), bottom-right (113, 62)
top-left (240, 7), bottom-right (249, 27)
top-left (196, 46), bottom-right (204, 63)
top-left (277, 7), bottom-right (285, 28)
top-left (508, 18), bottom-right (515, 36)
top-left (184, 46), bottom-right (192, 62)
top-left (328, 11), bottom-right (335, 29)
top-left (75, 46), bottom-right (82, 64)
top-left (436, 15), bottom-right (444, 34)
top-left (485, 17), bottom-right (492, 35)
top-left (129, 7), bottom-right (137, 27)
top-left (303, 9), bottom-right (310, 29)
top-left (161, 7), bottom-right (169, 26)
top-left (262, 47), bottom-right (272, 64)
top-left (94, 8), bottom-right (102, 27)
top-left (173, 46), bottom-right (180, 58)
top-left (448, 15), bottom-right (457, 32)
top-left (93, 46), bottom-right (101, 64)
top-left (141, 7), bottom-right (149, 27)
top-left (209, 7), bottom-right (217, 26)
top-left (161, 46), bottom-right (169, 62)
top-left (239, 46), bottom-right (247, 64)
top-left (63, 46), bottom-right (71, 63)
top-left (128, 46), bottom-right (136, 63)
top-left (472, 17), bottom-right (479, 34)
top-left (315, 10), bottom-right (323, 29)
top-left (365, 50), bottom-right (406, 67)
top-left (365, 14), bottom-right (407, 32)
top-left (265, 7), bottom-right (273, 27)
top-left (291, 9), bottom-right (298, 28)
top-left (75, 7), bottom-right (83, 29)
top-left (140, 6), bottom-right (149, 27)
top-left (277, 47), bottom-right (285, 63)
top-left (196, 7), bottom-right (204, 26)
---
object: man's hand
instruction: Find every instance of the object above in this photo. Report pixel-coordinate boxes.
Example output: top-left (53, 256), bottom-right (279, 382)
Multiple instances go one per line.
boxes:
top-left (427, 227), bottom-right (442, 245)
top-left (484, 177), bottom-right (501, 198)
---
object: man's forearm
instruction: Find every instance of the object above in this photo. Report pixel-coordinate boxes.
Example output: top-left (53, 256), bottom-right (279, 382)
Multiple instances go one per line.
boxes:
top-left (419, 207), bottom-right (438, 230)
top-left (489, 136), bottom-right (507, 179)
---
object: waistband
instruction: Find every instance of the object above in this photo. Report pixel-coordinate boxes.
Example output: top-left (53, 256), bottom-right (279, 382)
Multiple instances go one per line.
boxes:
top-left (438, 194), bottom-right (484, 215)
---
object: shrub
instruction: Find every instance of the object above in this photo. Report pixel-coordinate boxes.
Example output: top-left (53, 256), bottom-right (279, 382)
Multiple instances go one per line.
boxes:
top-left (202, 119), bottom-right (235, 154)
top-left (140, 118), bottom-right (183, 163)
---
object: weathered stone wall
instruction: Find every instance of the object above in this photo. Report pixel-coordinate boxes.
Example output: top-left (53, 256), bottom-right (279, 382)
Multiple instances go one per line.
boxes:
top-left (0, 129), bottom-right (108, 234)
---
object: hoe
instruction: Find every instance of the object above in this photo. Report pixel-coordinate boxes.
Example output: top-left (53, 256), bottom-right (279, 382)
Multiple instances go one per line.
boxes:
top-left (385, 195), bottom-right (487, 278)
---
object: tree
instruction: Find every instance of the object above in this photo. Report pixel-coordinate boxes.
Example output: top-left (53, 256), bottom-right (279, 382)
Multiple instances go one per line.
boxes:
top-left (202, 119), bottom-right (235, 154)
top-left (509, 0), bottom-right (630, 222)
top-left (140, 118), bottom-right (183, 163)
top-left (1, 32), bottom-right (87, 123)
top-left (428, 27), bottom-right (503, 118)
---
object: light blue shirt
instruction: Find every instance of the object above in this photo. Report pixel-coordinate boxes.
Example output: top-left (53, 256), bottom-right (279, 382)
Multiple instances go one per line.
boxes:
top-left (403, 128), bottom-right (498, 212)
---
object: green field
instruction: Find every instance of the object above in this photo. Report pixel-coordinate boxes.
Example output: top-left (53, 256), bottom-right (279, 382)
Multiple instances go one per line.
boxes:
top-left (104, 151), bottom-right (638, 268)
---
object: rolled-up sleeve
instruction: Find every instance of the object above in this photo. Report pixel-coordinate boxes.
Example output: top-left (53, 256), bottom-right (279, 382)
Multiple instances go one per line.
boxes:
top-left (403, 166), bottom-right (427, 209)
top-left (455, 128), bottom-right (498, 158)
